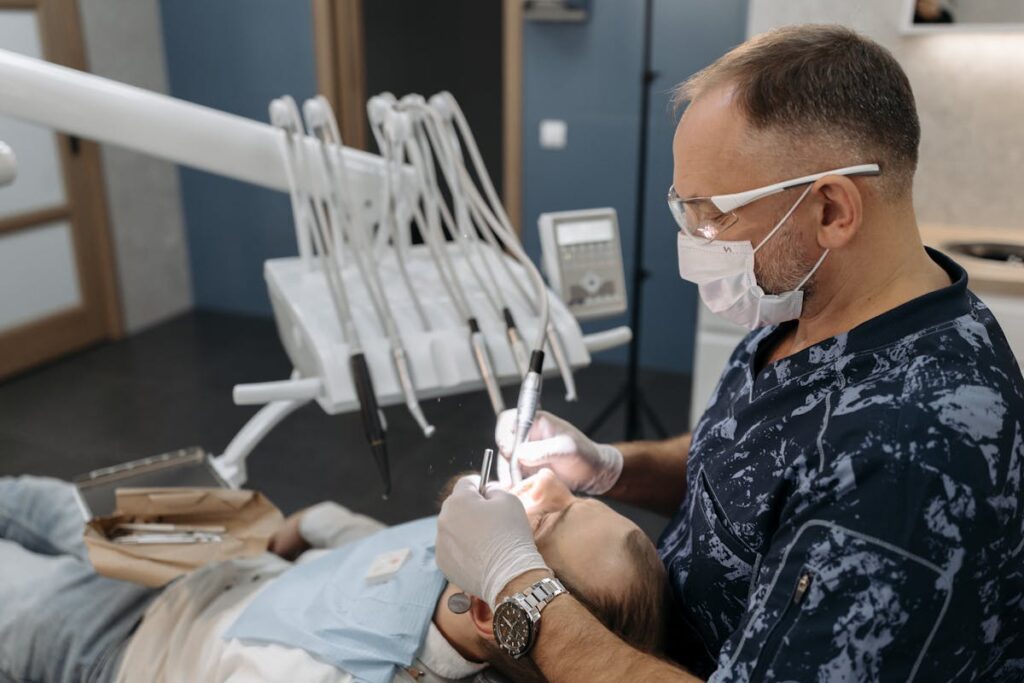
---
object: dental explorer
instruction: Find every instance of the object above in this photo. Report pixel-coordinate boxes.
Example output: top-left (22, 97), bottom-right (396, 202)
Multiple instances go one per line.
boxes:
top-left (479, 448), bottom-right (495, 495)
top-left (270, 96), bottom-right (391, 494)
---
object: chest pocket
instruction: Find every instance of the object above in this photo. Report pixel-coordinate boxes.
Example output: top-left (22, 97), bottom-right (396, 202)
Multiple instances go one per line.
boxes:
top-left (673, 467), bottom-right (762, 658)
top-left (736, 521), bottom-right (950, 683)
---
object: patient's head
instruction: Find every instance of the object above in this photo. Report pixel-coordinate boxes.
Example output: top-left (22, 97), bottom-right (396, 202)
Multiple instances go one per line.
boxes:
top-left (514, 469), bottom-right (666, 653)
top-left (441, 469), bottom-right (667, 682)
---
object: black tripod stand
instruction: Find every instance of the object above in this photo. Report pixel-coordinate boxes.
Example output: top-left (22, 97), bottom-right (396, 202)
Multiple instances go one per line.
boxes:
top-left (584, 0), bottom-right (668, 441)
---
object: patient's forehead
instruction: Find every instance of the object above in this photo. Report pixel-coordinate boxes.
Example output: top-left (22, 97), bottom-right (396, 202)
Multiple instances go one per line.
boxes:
top-left (537, 498), bottom-right (646, 586)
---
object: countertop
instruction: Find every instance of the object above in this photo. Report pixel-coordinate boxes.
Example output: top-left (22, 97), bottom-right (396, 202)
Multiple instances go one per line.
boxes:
top-left (920, 223), bottom-right (1024, 296)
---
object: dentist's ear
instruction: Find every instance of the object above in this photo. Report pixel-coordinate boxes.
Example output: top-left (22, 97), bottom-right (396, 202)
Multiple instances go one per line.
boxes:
top-left (813, 175), bottom-right (864, 250)
top-left (469, 596), bottom-right (496, 641)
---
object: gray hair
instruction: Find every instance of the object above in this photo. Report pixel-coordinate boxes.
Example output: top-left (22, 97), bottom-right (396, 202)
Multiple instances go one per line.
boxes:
top-left (674, 24), bottom-right (920, 198)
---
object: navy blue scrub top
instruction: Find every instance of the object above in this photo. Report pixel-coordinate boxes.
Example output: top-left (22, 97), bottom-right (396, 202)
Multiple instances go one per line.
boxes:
top-left (658, 248), bottom-right (1024, 681)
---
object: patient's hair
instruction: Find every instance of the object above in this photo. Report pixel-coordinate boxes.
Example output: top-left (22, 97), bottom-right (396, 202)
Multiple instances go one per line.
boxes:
top-left (437, 473), bottom-right (667, 683)
top-left (674, 24), bottom-right (920, 199)
top-left (483, 528), bottom-right (667, 683)
top-left (486, 515), bottom-right (667, 683)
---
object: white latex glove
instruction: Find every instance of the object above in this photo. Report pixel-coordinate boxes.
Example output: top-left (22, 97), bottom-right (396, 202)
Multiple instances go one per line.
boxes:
top-left (436, 475), bottom-right (549, 607)
top-left (494, 409), bottom-right (624, 495)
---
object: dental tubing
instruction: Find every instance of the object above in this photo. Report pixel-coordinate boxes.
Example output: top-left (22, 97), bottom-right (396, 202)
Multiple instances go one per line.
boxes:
top-left (372, 94), bottom-right (508, 415)
top-left (304, 97), bottom-right (436, 442)
top-left (270, 96), bottom-right (391, 494)
top-left (434, 92), bottom-right (578, 402)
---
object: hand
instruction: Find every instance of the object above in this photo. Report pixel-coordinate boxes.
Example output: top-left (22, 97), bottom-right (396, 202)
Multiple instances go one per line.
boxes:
top-left (436, 475), bottom-right (550, 607)
top-left (494, 409), bottom-right (624, 495)
top-left (268, 509), bottom-right (312, 561)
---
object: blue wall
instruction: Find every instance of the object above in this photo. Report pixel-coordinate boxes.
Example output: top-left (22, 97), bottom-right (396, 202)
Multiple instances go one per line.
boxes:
top-left (159, 0), bottom-right (318, 315)
top-left (521, 0), bottom-right (747, 373)
top-left (158, 0), bottom-right (747, 367)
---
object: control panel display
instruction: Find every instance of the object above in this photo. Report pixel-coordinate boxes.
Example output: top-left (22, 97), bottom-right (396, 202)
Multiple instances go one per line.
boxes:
top-left (539, 208), bottom-right (627, 321)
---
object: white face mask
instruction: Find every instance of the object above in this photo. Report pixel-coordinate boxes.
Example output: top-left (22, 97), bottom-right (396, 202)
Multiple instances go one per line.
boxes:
top-left (677, 185), bottom-right (827, 330)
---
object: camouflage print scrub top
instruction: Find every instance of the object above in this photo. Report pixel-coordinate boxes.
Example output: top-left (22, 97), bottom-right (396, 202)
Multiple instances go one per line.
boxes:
top-left (658, 249), bottom-right (1024, 681)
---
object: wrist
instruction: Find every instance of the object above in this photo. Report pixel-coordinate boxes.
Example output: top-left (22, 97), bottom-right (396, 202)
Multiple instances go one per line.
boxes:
top-left (496, 568), bottom-right (554, 604)
top-left (588, 443), bottom-right (624, 495)
top-left (603, 442), bottom-right (633, 499)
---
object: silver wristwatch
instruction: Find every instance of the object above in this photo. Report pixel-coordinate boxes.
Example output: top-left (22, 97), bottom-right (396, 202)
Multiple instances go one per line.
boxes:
top-left (493, 576), bottom-right (568, 659)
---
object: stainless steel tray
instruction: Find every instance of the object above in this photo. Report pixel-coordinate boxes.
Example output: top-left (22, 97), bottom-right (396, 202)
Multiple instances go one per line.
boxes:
top-left (73, 447), bottom-right (228, 519)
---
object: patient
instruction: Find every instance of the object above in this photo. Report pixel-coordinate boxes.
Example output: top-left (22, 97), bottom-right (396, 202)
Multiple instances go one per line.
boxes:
top-left (0, 469), bottom-right (666, 683)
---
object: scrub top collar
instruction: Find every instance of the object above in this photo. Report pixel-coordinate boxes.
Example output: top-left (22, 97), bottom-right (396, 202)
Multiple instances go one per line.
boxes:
top-left (749, 246), bottom-right (969, 395)
top-left (416, 623), bottom-right (488, 681)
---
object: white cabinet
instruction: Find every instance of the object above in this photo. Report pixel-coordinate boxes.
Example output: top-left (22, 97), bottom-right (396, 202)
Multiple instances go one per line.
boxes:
top-left (690, 302), bottom-right (747, 428)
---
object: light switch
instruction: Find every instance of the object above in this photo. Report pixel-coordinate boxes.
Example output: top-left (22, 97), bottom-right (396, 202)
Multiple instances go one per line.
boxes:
top-left (539, 119), bottom-right (568, 149)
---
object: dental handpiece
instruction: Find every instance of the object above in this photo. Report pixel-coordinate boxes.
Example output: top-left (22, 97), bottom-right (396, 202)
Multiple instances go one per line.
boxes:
top-left (308, 98), bottom-right (435, 439)
top-left (509, 350), bottom-right (545, 486)
top-left (350, 352), bottom-right (390, 496)
top-left (469, 317), bottom-right (506, 415)
top-left (503, 308), bottom-right (530, 377)
top-left (395, 103), bottom-right (506, 416)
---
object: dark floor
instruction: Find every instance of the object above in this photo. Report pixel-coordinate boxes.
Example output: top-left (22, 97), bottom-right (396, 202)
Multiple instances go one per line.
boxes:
top-left (0, 311), bottom-right (691, 539)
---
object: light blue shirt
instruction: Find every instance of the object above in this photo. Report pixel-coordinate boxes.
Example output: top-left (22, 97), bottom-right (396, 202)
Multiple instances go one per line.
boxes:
top-left (225, 516), bottom-right (447, 683)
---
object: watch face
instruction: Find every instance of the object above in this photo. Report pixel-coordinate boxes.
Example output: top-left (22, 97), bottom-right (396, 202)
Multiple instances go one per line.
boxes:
top-left (493, 600), bottom-right (534, 658)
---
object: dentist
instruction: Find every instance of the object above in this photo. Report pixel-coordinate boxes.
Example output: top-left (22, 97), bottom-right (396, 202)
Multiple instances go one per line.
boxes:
top-left (437, 24), bottom-right (1024, 682)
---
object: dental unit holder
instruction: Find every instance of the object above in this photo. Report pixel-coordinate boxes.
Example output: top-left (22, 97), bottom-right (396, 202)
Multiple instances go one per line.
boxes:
top-left (0, 48), bottom-right (633, 493)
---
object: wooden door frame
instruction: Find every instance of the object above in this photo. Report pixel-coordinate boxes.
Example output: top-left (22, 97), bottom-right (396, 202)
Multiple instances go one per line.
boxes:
top-left (310, 0), bottom-right (524, 233)
top-left (311, 0), bottom-right (368, 151)
top-left (0, 0), bottom-right (122, 379)
top-left (501, 0), bottom-right (523, 234)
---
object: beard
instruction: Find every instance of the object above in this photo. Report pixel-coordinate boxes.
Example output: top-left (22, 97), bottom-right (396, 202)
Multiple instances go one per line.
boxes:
top-left (752, 216), bottom-right (821, 297)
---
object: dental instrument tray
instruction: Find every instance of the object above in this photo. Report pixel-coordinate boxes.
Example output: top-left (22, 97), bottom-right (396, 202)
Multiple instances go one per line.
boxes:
top-left (82, 485), bottom-right (283, 587)
top-left (73, 447), bottom-right (229, 520)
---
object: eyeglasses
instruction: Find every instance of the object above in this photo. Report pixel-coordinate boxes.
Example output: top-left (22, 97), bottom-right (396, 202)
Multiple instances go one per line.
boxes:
top-left (667, 163), bottom-right (881, 242)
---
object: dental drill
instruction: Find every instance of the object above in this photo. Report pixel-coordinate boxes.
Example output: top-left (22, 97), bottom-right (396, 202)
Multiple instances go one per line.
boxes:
top-left (270, 96), bottom-right (391, 493)
top-left (303, 96), bottom-right (436, 441)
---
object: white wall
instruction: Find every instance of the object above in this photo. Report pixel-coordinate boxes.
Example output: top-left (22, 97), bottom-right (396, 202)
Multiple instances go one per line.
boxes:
top-left (747, 0), bottom-right (1024, 231)
top-left (78, 0), bottom-right (192, 332)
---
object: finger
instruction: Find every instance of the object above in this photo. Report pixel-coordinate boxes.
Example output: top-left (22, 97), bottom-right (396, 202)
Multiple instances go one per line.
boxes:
top-left (495, 410), bottom-right (556, 457)
top-left (451, 474), bottom-right (483, 496)
top-left (496, 456), bottom-right (514, 488)
top-left (482, 480), bottom-right (509, 499)
top-left (494, 409), bottom-right (517, 455)
top-left (514, 434), bottom-right (576, 467)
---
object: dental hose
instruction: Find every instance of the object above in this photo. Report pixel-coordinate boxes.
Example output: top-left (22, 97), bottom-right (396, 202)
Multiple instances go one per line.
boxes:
top-left (423, 94), bottom-right (552, 481)
top-left (306, 96), bottom-right (435, 439)
top-left (402, 100), bottom-right (531, 378)
top-left (384, 96), bottom-right (507, 415)
top-left (432, 93), bottom-right (578, 404)
top-left (271, 97), bottom-right (391, 494)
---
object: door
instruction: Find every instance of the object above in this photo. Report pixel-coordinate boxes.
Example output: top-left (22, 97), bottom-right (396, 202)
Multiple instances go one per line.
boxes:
top-left (311, 0), bottom-right (523, 230)
top-left (0, 0), bottom-right (121, 379)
